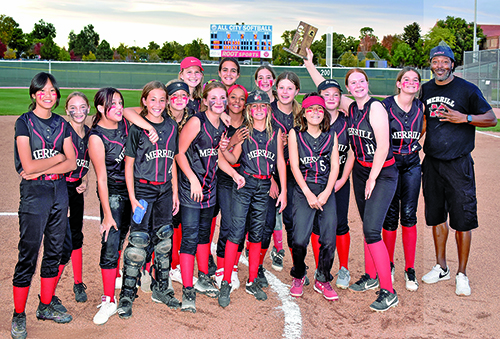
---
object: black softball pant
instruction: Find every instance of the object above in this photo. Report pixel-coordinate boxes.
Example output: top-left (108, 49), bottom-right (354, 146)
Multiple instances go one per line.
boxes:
top-left (291, 182), bottom-right (337, 282)
top-left (313, 178), bottom-right (350, 236)
top-left (13, 179), bottom-right (69, 287)
top-left (352, 161), bottom-right (398, 244)
top-left (99, 192), bottom-right (131, 269)
top-left (227, 174), bottom-right (271, 245)
top-left (216, 175), bottom-right (245, 258)
top-left (262, 166), bottom-right (295, 250)
top-left (60, 180), bottom-right (85, 265)
top-left (180, 205), bottom-right (215, 255)
top-left (383, 153), bottom-right (421, 231)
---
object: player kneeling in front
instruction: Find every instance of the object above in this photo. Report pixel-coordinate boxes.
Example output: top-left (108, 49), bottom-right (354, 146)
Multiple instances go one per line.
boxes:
top-left (218, 90), bottom-right (287, 308)
top-left (288, 93), bottom-right (340, 300)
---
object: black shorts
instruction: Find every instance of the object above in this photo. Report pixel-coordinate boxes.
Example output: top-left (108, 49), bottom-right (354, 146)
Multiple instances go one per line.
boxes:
top-left (422, 154), bottom-right (478, 232)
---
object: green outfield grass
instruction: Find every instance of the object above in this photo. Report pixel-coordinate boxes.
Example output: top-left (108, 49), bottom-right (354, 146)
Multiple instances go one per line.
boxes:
top-left (478, 123), bottom-right (500, 132)
top-left (0, 88), bottom-right (142, 116)
top-left (2, 89), bottom-right (498, 131)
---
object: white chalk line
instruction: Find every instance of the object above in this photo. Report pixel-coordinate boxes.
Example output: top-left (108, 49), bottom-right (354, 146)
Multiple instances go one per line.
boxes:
top-left (0, 212), bottom-right (101, 221)
top-left (236, 248), bottom-right (302, 339)
top-left (2, 212), bottom-right (302, 338)
top-left (477, 131), bottom-right (500, 139)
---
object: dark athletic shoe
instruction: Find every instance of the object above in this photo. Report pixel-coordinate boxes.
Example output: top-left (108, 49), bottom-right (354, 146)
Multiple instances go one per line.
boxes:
top-left (349, 273), bottom-right (379, 292)
top-left (208, 254), bottom-right (217, 277)
top-left (255, 265), bottom-right (269, 288)
top-left (36, 301), bottom-right (72, 323)
top-left (246, 280), bottom-right (267, 301)
top-left (73, 283), bottom-right (88, 303)
top-left (117, 289), bottom-right (137, 319)
top-left (369, 288), bottom-right (399, 312)
top-left (151, 285), bottom-right (181, 309)
top-left (11, 311), bottom-right (27, 339)
top-left (270, 247), bottom-right (285, 272)
top-left (181, 287), bottom-right (196, 313)
top-left (49, 295), bottom-right (67, 313)
top-left (218, 280), bottom-right (231, 308)
top-left (194, 271), bottom-right (219, 298)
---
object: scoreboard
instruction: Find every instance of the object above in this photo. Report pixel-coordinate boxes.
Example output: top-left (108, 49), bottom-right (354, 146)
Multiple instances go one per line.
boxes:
top-left (209, 24), bottom-right (273, 59)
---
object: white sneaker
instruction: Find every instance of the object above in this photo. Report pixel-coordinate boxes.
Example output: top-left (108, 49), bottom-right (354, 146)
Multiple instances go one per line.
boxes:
top-left (231, 265), bottom-right (240, 291)
top-left (390, 262), bottom-right (395, 284)
top-left (404, 268), bottom-right (419, 292)
top-left (141, 270), bottom-right (152, 293)
top-left (214, 268), bottom-right (224, 289)
top-left (455, 273), bottom-right (471, 296)
top-left (93, 295), bottom-right (117, 325)
top-left (169, 265), bottom-right (198, 285)
top-left (115, 270), bottom-right (123, 290)
top-left (422, 264), bottom-right (450, 284)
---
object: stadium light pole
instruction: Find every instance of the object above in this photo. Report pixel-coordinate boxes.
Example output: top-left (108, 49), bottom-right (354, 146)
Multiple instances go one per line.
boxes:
top-left (473, 0), bottom-right (477, 52)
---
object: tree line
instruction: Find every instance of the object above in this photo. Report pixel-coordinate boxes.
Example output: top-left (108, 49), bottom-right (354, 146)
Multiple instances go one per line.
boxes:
top-left (0, 15), bottom-right (485, 67)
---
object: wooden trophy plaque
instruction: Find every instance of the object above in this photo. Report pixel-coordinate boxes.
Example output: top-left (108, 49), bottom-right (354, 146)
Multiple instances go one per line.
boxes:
top-left (283, 21), bottom-right (318, 59)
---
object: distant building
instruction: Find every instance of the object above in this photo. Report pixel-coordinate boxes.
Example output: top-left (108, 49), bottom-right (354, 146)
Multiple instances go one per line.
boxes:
top-left (479, 25), bottom-right (500, 50)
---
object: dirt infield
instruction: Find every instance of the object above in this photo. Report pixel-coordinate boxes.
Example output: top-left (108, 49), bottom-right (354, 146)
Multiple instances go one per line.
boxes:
top-left (0, 115), bottom-right (499, 339)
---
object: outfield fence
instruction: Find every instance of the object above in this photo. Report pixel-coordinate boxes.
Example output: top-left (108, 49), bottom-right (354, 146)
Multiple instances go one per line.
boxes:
top-left (0, 60), bottom-right (410, 96)
top-left (462, 49), bottom-right (500, 108)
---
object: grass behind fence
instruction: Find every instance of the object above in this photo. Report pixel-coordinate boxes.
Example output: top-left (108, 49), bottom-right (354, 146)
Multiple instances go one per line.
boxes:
top-left (1, 89), bottom-right (499, 132)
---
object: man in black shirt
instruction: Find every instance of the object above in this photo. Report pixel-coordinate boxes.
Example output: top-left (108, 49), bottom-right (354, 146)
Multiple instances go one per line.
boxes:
top-left (420, 43), bottom-right (497, 296)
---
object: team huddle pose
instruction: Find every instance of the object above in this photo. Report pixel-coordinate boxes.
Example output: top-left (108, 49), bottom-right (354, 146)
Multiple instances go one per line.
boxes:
top-left (11, 42), bottom-right (496, 339)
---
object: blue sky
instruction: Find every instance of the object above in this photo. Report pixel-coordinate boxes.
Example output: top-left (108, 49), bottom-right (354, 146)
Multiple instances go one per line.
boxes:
top-left (4, 0), bottom-right (500, 49)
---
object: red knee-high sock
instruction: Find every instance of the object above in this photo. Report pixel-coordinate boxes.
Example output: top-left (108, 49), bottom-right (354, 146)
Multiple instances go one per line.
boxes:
top-left (382, 229), bottom-right (397, 264)
top-left (223, 241), bottom-right (239, 283)
top-left (102, 268), bottom-right (116, 300)
top-left (364, 240), bottom-right (377, 279)
top-left (367, 240), bottom-right (394, 293)
top-left (310, 233), bottom-right (320, 268)
top-left (40, 277), bottom-right (57, 305)
top-left (196, 243), bottom-right (210, 275)
top-left (402, 225), bottom-right (417, 270)
top-left (145, 262), bottom-right (151, 273)
top-left (235, 251), bottom-right (242, 267)
top-left (217, 256), bottom-right (225, 270)
top-left (209, 217), bottom-right (217, 243)
top-left (171, 225), bottom-right (182, 269)
top-left (116, 251), bottom-right (122, 278)
top-left (248, 242), bottom-right (262, 283)
top-left (13, 286), bottom-right (30, 314)
top-left (259, 248), bottom-right (268, 266)
top-left (71, 247), bottom-right (83, 284)
top-left (53, 264), bottom-right (65, 296)
top-left (180, 253), bottom-right (195, 288)
top-left (273, 230), bottom-right (283, 251)
top-left (336, 232), bottom-right (350, 270)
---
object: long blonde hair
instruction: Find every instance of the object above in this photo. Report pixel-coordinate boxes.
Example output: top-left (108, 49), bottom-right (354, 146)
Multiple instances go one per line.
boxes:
top-left (245, 103), bottom-right (273, 139)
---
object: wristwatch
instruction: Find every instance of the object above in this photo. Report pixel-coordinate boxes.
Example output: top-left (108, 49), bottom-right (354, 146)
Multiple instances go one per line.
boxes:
top-left (466, 115), bottom-right (473, 124)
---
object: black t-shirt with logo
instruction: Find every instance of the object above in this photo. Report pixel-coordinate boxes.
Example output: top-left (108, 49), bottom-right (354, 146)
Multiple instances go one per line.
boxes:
top-left (420, 76), bottom-right (492, 160)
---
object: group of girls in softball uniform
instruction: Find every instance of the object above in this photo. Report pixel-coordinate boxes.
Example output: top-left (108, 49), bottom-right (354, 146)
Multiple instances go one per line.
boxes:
top-left (11, 54), bottom-right (429, 337)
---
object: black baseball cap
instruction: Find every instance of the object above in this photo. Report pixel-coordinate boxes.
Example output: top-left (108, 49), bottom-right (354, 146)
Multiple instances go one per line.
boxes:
top-left (429, 43), bottom-right (455, 62)
top-left (317, 79), bottom-right (342, 93)
top-left (246, 89), bottom-right (270, 105)
top-left (166, 81), bottom-right (190, 96)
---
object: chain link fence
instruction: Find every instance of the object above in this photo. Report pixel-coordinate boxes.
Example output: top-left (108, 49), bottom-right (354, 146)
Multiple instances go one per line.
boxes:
top-left (0, 60), bottom-right (406, 96)
top-left (462, 49), bottom-right (500, 108)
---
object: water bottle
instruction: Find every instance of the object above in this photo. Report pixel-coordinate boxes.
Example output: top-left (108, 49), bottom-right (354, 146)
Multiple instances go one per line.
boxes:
top-left (133, 199), bottom-right (148, 224)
